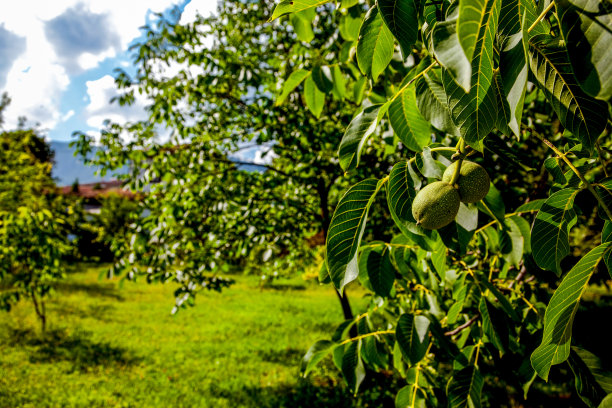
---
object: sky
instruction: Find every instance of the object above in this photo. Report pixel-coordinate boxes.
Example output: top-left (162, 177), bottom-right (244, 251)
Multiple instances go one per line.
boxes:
top-left (0, 0), bottom-right (218, 142)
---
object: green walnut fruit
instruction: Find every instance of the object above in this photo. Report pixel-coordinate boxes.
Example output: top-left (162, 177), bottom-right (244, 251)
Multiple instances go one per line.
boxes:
top-left (443, 161), bottom-right (490, 203)
top-left (411, 181), bottom-right (461, 230)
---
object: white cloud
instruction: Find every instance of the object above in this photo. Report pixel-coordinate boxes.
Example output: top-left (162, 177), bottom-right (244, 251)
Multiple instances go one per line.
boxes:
top-left (84, 74), bottom-right (148, 129)
top-left (61, 109), bottom-right (75, 122)
top-left (0, 0), bottom-right (181, 133)
top-left (180, 0), bottom-right (218, 25)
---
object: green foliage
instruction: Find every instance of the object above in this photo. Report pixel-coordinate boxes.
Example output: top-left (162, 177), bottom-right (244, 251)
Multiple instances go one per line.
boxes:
top-left (271, 0), bottom-right (612, 405)
top-left (74, 1), bottom-right (398, 315)
top-left (0, 125), bottom-right (71, 332)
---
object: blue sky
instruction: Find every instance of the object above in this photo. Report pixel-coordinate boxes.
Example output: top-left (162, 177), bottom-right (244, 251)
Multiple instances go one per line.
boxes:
top-left (0, 0), bottom-right (218, 141)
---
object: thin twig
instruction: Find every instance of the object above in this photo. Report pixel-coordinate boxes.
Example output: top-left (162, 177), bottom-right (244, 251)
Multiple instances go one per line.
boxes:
top-left (508, 263), bottom-right (527, 289)
top-left (444, 314), bottom-right (479, 336)
top-left (338, 329), bottom-right (395, 346)
top-left (533, 131), bottom-right (612, 220)
top-left (528, 2), bottom-right (555, 33)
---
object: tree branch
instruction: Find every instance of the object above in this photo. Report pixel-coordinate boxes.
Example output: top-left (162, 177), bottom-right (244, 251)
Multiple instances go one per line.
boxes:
top-left (444, 314), bottom-right (479, 336)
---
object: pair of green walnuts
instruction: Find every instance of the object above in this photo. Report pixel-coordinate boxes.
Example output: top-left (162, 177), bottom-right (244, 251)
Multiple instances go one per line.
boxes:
top-left (412, 161), bottom-right (490, 230)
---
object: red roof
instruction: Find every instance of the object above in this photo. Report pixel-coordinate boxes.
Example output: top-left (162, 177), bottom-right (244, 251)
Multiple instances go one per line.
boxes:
top-left (60, 180), bottom-right (136, 200)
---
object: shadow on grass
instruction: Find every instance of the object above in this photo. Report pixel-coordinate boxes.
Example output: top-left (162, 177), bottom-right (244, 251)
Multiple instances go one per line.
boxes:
top-left (3, 326), bottom-right (140, 372)
top-left (205, 373), bottom-right (397, 408)
top-left (263, 283), bottom-right (307, 291)
top-left (258, 347), bottom-right (304, 367)
top-left (54, 281), bottom-right (125, 301)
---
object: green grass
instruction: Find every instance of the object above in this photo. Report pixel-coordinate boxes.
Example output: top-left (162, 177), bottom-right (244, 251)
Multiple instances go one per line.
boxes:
top-left (0, 265), bottom-right (383, 408)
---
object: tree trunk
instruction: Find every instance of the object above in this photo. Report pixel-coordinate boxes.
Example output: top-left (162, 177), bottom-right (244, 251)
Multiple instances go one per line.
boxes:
top-left (30, 290), bottom-right (46, 334)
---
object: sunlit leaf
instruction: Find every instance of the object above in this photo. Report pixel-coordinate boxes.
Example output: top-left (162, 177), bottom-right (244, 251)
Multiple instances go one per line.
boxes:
top-left (301, 339), bottom-right (338, 376)
top-left (276, 69), bottom-right (311, 106)
top-left (339, 104), bottom-right (389, 171)
top-left (531, 242), bottom-right (612, 380)
top-left (269, 0), bottom-right (331, 21)
top-left (389, 80), bottom-right (432, 152)
top-left (357, 6), bottom-right (395, 81)
top-left (303, 75), bottom-right (325, 118)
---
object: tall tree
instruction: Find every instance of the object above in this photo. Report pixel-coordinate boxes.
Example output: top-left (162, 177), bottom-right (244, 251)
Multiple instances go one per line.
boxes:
top-left (0, 106), bottom-right (70, 332)
top-left (74, 1), bottom-right (398, 316)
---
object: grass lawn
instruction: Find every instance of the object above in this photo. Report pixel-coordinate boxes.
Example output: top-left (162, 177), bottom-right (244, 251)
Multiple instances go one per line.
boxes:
top-left (0, 264), bottom-right (383, 408)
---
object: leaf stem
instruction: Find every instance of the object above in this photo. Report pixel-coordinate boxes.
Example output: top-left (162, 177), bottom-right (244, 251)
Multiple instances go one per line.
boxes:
top-left (474, 209), bottom-right (539, 234)
top-left (389, 62), bottom-right (437, 105)
top-left (338, 329), bottom-right (395, 346)
top-left (474, 340), bottom-right (483, 367)
top-left (536, 133), bottom-right (612, 220)
top-left (528, 2), bottom-right (555, 33)
top-left (449, 139), bottom-right (465, 186)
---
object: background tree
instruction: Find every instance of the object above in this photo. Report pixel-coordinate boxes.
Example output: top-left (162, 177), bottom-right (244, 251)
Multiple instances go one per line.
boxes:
top-left (74, 1), bottom-right (402, 317)
top-left (0, 97), bottom-right (72, 332)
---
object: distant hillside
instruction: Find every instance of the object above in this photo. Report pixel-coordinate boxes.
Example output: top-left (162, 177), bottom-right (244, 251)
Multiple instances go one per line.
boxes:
top-left (50, 141), bottom-right (265, 186)
top-left (50, 141), bottom-right (120, 186)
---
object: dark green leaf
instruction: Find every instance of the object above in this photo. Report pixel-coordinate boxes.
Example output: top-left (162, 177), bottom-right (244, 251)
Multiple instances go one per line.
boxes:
top-left (447, 365), bottom-right (484, 408)
top-left (478, 183), bottom-right (506, 224)
top-left (527, 35), bottom-right (607, 150)
top-left (569, 347), bottom-right (612, 407)
top-left (326, 179), bottom-right (385, 291)
top-left (378, 0), bottom-right (418, 56)
top-left (396, 313), bottom-right (431, 366)
top-left (312, 65), bottom-right (334, 93)
top-left (545, 157), bottom-right (568, 184)
top-left (432, 14), bottom-right (472, 92)
top-left (415, 69), bottom-right (460, 136)
top-left (531, 188), bottom-right (579, 276)
top-left (479, 297), bottom-right (506, 353)
top-left (342, 340), bottom-right (366, 393)
top-left (556, 0), bottom-right (612, 100)
top-left (496, 0), bottom-right (534, 136)
top-left (594, 180), bottom-right (612, 221)
top-left (365, 245), bottom-right (395, 297)
top-left (387, 160), bottom-right (432, 237)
